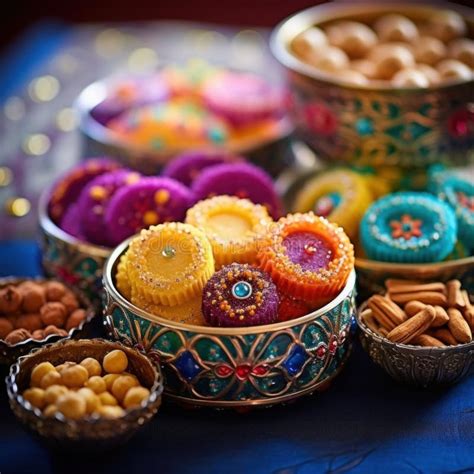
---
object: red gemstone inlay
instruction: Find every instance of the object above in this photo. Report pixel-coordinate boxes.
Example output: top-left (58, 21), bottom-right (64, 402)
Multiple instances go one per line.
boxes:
top-left (329, 337), bottom-right (338, 355)
top-left (235, 364), bottom-right (251, 380)
top-left (448, 108), bottom-right (473, 138)
top-left (316, 343), bottom-right (327, 359)
top-left (251, 364), bottom-right (269, 376)
top-left (215, 364), bottom-right (233, 378)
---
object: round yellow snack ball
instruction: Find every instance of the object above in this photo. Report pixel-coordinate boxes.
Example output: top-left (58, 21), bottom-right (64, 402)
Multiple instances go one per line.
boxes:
top-left (40, 370), bottom-right (62, 389)
top-left (111, 375), bottom-right (139, 402)
top-left (43, 404), bottom-right (58, 418)
top-left (103, 349), bottom-right (128, 374)
top-left (44, 385), bottom-right (69, 405)
top-left (103, 373), bottom-right (121, 391)
top-left (57, 392), bottom-right (87, 420)
top-left (77, 387), bottom-right (101, 414)
top-left (80, 357), bottom-right (102, 377)
top-left (392, 68), bottom-right (430, 88)
top-left (374, 13), bottom-right (419, 43)
top-left (436, 59), bottom-right (472, 82)
top-left (292, 27), bottom-right (328, 61)
top-left (85, 375), bottom-right (107, 394)
top-left (449, 38), bottom-right (474, 68)
top-left (413, 36), bottom-right (447, 66)
top-left (23, 387), bottom-right (46, 409)
top-left (307, 46), bottom-right (349, 72)
top-left (96, 405), bottom-right (125, 419)
top-left (31, 362), bottom-right (56, 387)
top-left (56, 361), bottom-right (76, 374)
top-left (98, 391), bottom-right (118, 406)
top-left (326, 21), bottom-right (377, 59)
top-left (61, 364), bottom-right (89, 388)
top-left (123, 386), bottom-right (151, 409)
top-left (369, 43), bottom-right (415, 80)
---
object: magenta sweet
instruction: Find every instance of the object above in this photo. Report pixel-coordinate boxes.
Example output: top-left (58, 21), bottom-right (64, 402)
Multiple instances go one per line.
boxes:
top-left (191, 162), bottom-right (283, 219)
top-left (105, 177), bottom-right (194, 245)
top-left (202, 263), bottom-right (279, 327)
top-left (59, 204), bottom-right (86, 241)
top-left (162, 152), bottom-right (241, 187)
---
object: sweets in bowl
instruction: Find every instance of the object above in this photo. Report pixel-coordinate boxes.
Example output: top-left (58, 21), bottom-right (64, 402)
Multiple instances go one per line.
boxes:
top-left (271, 3), bottom-right (474, 168)
top-left (103, 205), bottom-right (356, 407)
top-left (357, 278), bottom-right (474, 387)
top-left (6, 339), bottom-right (162, 448)
top-left (0, 278), bottom-right (95, 365)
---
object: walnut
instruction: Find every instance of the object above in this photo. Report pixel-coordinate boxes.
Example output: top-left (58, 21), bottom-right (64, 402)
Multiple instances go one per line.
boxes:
top-left (40, 303), bottom-right (67, 328)
top-left (65, 309), bottom-right (87, 331)
top-left (61, 292), bottom-right (80, 313)
top-left (43, 325), bottom-right (68, 337)
top-left (31, 329), bottom-right (45, 341)
top-left (0, 317), bottom-right (14, 339)
top-left (14, 313), bottom-right (42, 332)
top-left (44, 281), bottom-right (67, 302)
top-left (5, 328), bottom-right (31, 344)
top-left (20, 284), bottom-right (46, 313)
top-left (0, 286), bottom-right (23, 314)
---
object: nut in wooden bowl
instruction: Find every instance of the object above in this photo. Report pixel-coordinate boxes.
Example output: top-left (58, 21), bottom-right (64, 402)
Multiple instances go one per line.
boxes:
top-left (357, 279), bottom-right (474, 387)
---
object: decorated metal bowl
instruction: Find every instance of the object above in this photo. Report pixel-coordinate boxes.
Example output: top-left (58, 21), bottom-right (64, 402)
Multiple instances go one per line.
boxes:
top-left (102, 239), bottom-right (357, 409)
top-left (6, 338), bottom-right (163, 450)
top-left (76, 76), bottom-right (294, 177)
top-left (357, 302), bottom-right (474, 387)
top-left (271, 2), bottom-right (474, 169)
top-left (0, 277), bottom-right (96, 365)
top-left (38, 187), bottom-right (111, 305)
top-left (355, 256), bottom-right (474, 302)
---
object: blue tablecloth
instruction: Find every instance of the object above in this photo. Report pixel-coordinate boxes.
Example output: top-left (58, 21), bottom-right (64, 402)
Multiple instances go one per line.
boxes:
top-left (1, 240), bottom-right (474, 474)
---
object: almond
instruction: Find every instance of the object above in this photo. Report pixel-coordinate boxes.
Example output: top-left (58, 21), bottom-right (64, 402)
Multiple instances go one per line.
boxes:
top-left (386, 306), bottom-right (436, 344)
top-left (412, 334), bottom-right (445, 348)
top-left (361, 309), bottom-right (379, 333)
top-left (447, 308), bottom-right (472, 343)
top-left (369, 294), bottom-right (407, 326)
top-left (389, 291), bottom-right (447, 307)
top-left (446, 280), bottom-right (465, 309)
top-left (368, 297), bottom-right (396, 330)
top-left (461, 290), bottom-right (474, 328)
top-left (431, 328), bottom-right (458, 346)
top-left (431, 305), bottom-right (450, 328)
top-left (404, 300), bottom-right (425, 317)
top-left (386, 281), bottom-right (446, 294)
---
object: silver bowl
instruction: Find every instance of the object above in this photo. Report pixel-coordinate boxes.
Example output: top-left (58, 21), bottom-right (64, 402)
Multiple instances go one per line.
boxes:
top-left (271, 2), bottom-right (474, 169)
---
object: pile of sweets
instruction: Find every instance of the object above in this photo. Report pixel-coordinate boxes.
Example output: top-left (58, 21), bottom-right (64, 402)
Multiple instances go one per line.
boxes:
top-left (0, 280), bottom-right (88, 345)
top-left (21, 349), bottom-right (151, 420)
top-left (48, 155), bottom-right (282, 247)
top-left (91, 61), bottom-right (288, 152)
top-left (116, 196), bottom-right (355, 328)
top-left (291, 9), bottom-right (473, 87)
top-left (291, 167), bottom-right (473, 263)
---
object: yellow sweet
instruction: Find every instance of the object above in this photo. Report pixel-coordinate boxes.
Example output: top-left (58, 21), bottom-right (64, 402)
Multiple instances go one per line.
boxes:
top-left (22, 387), bottom-right (46, 409)
top-left (44, 385), bottom-right (68, 405)
top-left (98, 391), bottom-right (119, 406)
top-left (95, 405), bottom-right (125, 419)
top-left (40, 370), bottom-right (62, 389)
top-left (85, 375), bottom-right (107, 394)
top-left (124, 223), bottom-right (215, 306)
top-left (111, 375), bottom-right (139, 402)
top-left (103, 349), bottom-right (128, 374)
top-left (61, 364), bottom-right (89, 388)
top-left (102, 373), bottom-right (121, 391)
top-left (292, 27), bottom-right (328, 61)
top-left (185, 196), bottom-right (272, 268)
top-left (80, 357), bottom-right (102, 377)
top-left (43, 404), bottom-right (58, 418)
top-left (116, 253), bottom-right (132, 300)
top-left (123, 386), bottom-right (151, 409)
top-left (56, 392), bottom-right (87, 420)
top-left (30, 362), bottom-right (55, 387)
top-left (77, 388), bottom-right (101, 414)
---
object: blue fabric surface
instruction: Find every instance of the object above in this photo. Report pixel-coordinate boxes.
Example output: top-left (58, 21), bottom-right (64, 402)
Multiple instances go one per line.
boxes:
top-left (1, 240), bottom-right (474, 474)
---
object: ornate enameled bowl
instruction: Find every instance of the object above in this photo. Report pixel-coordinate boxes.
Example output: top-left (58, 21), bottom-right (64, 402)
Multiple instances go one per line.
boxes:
top-left (357, 302), bottom-right (474, 387)
top-left (38, 187), bottom-right (111, 305)
top-left (6, 338), bottom-right (163, 450)
top-left (0, 277), bottom-right (96, 365)
top-left (271, 2), bottom-right (474, 169)
top-left (76, 77), bottom-right (294, 177)
top-left (103, 239), bottom-right (357, 408)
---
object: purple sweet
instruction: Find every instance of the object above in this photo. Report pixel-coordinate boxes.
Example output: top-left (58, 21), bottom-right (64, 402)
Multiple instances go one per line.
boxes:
top-left (202, 263), bottom-right (279, 328)
top-left (105, 176), bottom-right (194, 246)
top-left (59, 204), bottom-right (86, 241)
top-left (78, 169), bottom-right (141, 246)
top-left (191, 162), bottom-right (283, 219)
top-left (201, 72), bottom-right (286, 126)
top-left (48, 158), bottom-right (122, 224)
top-left (162, 152), bottom-right (242, 187)
top-left (90, 75), bottom-right (170, 125)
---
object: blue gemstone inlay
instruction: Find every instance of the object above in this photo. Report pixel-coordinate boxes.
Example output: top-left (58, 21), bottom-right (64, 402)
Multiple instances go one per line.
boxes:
top-left (232, 281), bottom-right (252, 300)
top-left (282, 345), bottom-right (308, 376)
top-left (355, 117), bottom-right (374, 136)
top-left (174, 351), bottom-right (201, 381)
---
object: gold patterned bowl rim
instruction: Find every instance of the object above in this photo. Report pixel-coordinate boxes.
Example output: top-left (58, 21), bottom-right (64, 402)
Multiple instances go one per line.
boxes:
top-left (6, 338), bottom-right (163, 427)
top-left (270, 1), bottom-right (474, 93)
top-left (356, 300), bottom-right (474, 354)
top-left (75, 74), bottom-right (294, 160)
top-left (103, 237), bottom-right (356, 336)
top-left (0, 277), bottom-right (96, 350)
top-left (38, 184), bottom-right (112, 260)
